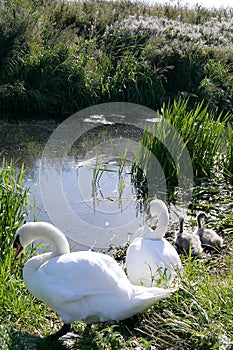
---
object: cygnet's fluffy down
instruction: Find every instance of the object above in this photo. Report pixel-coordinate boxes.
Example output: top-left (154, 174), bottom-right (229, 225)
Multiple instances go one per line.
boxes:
top-left (194, 212), bottom-right (223, 250)
top-left (175, 217), bottom-right (203, 257)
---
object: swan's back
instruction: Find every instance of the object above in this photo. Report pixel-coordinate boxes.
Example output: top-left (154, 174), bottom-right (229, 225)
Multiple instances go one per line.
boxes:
top-left (126, 237), bottom-right (182, 287)
top-left (196, 228), bottom-right (223, 248)
top-left (25, 251), bottom-right (131, 300)
top-left (24, 250), bottom-right (175, 324)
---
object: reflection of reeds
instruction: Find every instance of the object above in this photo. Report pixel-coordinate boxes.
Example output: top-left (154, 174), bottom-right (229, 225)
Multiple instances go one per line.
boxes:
top-left (92, 156), bottom-right (104, 210)
top-left (118, 150), bottom-right (128, 209)
top-left (92, 156), bottom-right (107, 184)
top-left (92, 152), bottom-right (129, 209)
top-left (118, 150), bottom-right (128, 179)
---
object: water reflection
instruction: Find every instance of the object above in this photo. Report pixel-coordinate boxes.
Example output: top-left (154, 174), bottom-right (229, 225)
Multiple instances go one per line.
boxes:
top-left (0, 103), bottom-right (199, 249)
top-left (0, 118), bottom-right (149, 249)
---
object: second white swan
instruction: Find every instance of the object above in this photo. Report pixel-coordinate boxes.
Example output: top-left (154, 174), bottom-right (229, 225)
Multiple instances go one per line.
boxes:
top-left (126, 199), bottom-right (182, 288)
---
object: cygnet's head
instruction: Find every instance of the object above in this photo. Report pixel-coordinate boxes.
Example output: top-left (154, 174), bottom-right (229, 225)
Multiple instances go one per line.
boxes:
top-left (197, 212), bottom-right (207, 220)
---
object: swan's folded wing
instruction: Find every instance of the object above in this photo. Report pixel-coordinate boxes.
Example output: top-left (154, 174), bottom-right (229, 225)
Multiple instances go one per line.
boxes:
top-left (34, 251), bottom-right (131, 304)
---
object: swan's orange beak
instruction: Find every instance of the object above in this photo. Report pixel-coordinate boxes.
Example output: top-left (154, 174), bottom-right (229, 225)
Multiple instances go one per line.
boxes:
top-left (13, 235), bottom-right (23, 259)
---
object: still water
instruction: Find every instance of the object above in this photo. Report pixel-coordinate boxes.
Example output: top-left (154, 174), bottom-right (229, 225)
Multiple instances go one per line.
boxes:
top-left (1, 104), bottom-right (232, 251)
top-left (1, 104), bottom-right (175, 249)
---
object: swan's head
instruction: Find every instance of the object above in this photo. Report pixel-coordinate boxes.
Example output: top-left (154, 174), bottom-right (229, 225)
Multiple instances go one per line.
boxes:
top-left (14, 221), bottom-right (69, 258)
top-left (14, 222), bottom-right (38, 258)
top-left (147, 199), bottom-right (169, 219)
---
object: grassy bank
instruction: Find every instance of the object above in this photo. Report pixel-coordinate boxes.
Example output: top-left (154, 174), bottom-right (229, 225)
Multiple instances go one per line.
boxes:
top-left (0, 0), bottom-right (232, 117)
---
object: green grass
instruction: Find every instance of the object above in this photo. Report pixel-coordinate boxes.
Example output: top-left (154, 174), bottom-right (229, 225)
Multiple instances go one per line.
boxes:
top-left (224, 122), bottom-right (233, 178)
top-left (139, 255), bottom-right (233, 349)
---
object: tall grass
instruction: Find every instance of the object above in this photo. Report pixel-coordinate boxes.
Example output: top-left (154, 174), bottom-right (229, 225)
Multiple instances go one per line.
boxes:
top-left (132, 99), bottom-right (232, 204)
top-left (160, 99), bottom-right (231, 177)
top-left (137, 255), bottom-right (233, 349)
top-left (224, 122), bottom-right (233, 178)
top-left (0, 159), bottom-right (59, 348)
top-left (131, 99), bottom-right (232, 203)
top-left (0, 159), bottom-right (30, 258)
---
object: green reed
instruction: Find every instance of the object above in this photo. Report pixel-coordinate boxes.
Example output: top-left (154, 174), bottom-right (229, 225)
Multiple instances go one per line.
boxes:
top-left (160, 98), bottom-right (231, 178)
top-left (131, 99), bottom-right (232, 203)
top-left (0, 159), bottom-right (31, 258)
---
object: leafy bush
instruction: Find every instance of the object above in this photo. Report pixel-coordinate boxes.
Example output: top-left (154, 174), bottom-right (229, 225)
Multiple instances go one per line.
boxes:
top-left (0, 0), bottom-right (232, 115)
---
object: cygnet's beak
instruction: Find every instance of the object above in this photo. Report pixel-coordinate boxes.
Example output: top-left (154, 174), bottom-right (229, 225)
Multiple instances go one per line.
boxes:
top-left (13, 235), bottom-right (23, 259)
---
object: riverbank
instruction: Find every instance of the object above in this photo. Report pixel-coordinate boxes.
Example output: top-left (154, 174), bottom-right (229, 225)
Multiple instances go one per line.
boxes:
top-left (0, 0), bottom-right (232, 117)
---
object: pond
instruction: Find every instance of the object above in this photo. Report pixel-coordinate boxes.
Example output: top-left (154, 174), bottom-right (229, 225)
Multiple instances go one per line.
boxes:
top-left (0, 104), bottom-right (167, 249)
top-left (0, 103), bottom-right (232, 251)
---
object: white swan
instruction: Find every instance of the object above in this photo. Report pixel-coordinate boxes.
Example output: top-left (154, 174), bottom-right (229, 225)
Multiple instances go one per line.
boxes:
top-left (194, 212), bottom-right (223, 251)
top-left (126, 199), bottom-right (182, 288)
top-left (175, 217), bottom-right (203, 256)
top-left (14, 221), bottom-right (176, 339)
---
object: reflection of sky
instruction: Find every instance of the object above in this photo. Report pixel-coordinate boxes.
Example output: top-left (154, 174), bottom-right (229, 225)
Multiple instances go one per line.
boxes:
top-left (0, 120), bottom-right (148, 248)
top-left (62, 158), bottom-right (138, 228)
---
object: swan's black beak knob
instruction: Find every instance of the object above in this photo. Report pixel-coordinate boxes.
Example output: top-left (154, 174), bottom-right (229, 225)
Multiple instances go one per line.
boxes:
top-left (14, 235), bottom-right (23, 259)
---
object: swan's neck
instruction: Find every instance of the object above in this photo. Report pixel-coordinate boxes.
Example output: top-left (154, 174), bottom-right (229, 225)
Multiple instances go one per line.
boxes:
top-left (21, 222), bottom-right (70, 273)
top-left (22, 222), bottom-right (70, 275)
top-left (23, 222), bottom-right (70, 255)
top-left (144, 212), bottom-right (168, 239)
